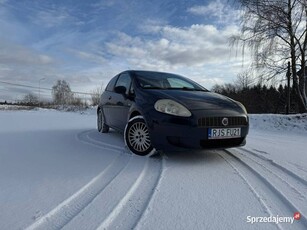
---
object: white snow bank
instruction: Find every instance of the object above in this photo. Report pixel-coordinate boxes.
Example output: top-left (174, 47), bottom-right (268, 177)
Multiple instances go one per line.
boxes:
top-left (249, 113), bottom-right (307, 134)
top-left (0, 104), bottom-right (97, 114)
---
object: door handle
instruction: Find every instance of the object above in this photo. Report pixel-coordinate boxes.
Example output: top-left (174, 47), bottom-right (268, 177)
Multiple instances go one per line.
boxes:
top-left (108, 96), bottom-right (112, 100)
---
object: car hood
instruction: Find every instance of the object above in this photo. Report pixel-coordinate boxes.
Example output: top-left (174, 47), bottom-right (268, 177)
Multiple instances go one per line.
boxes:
top-left (147, 90), bottom-right (241, 111)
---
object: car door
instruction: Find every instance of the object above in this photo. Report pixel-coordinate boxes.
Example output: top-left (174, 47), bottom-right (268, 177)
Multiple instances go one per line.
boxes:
top-left (101, 75), bottom-right (118, 127)
top-left (109, 73), bottom-right (133, 130)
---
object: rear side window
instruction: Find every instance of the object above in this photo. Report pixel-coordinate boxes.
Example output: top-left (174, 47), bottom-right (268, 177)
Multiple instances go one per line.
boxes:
top-left (115, 73), bottom-right (131, 94)
top-left (105, 76), bottom-right (118, 91)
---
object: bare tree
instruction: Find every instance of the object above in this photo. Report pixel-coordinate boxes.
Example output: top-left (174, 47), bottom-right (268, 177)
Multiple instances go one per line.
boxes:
top-left (211, 83), bottom-right (237, 94)
top-left (235, 70), bottom-right (256, 89)
top-left (52, 80), bottom-right (73, 105)
top-left (90, 85), bottom-right (103, 106)
top-left (23, 93), bottom-right (38, 105)
top-left (70, 95), bottom-right (87, 107)
top-left (211, 84), bottom-right (225, 93)
top-left (232, 0), bottom-right (307, 112)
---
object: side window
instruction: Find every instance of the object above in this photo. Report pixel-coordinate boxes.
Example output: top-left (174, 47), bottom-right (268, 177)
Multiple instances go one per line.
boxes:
top-left (106, 76), bottom-right (118, 92)
top-left (115, 73), bottom-right (131, 94)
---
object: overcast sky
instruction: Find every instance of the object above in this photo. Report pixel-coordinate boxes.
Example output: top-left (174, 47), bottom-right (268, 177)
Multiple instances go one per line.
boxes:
top-left (0, 0), bottom-right (250, 102)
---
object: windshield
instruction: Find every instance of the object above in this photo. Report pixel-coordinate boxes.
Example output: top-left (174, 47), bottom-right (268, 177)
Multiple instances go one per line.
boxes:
top-left (134, 71), bottom-right (208, 91)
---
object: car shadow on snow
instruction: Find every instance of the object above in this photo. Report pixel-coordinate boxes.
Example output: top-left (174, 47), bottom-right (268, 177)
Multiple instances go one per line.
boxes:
top-left (87, 129), bottom-right (228, 165)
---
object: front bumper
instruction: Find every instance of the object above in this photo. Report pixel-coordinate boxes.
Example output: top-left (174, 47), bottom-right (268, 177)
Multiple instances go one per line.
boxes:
top-left (145, 110), bottom-right (249, 151)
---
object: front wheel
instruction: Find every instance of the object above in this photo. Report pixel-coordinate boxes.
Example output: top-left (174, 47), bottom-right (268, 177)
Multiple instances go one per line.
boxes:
top-left (124, 116), bottom-right (155, 156)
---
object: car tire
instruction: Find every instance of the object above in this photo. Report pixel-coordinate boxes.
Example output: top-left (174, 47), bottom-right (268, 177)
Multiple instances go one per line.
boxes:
top-left (97, 108), bottom-right (109, 133)
top-left (124, 116), bottom-right (155, 156)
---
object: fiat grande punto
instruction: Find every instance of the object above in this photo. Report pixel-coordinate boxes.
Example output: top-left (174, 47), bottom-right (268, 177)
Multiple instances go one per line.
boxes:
top-left (97, 70), bottom-right (249, 156)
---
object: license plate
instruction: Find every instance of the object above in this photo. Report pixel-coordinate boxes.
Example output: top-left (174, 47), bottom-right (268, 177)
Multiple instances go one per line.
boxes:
top-left (208, 128), bottom-right (241, 139)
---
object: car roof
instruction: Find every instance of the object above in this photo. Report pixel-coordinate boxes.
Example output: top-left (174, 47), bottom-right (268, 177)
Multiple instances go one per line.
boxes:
top-left (122, 70), bottom-right (178, 76)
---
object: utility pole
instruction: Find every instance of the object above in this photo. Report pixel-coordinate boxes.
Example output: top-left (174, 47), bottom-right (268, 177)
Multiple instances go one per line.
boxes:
top-left (38, 78), bottom-right (46, 107)
top-left (286, 62), bottom-right (291, 114)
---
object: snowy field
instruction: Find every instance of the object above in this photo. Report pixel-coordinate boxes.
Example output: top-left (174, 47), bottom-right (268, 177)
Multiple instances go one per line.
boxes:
top-left (0, 109), bottom-right (306, 230)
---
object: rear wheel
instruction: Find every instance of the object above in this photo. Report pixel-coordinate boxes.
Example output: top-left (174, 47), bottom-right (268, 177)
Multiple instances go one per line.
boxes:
top-left (124, 116), bottom-right (155, 156)
top-left (97, 109), bottom-right (109, 133)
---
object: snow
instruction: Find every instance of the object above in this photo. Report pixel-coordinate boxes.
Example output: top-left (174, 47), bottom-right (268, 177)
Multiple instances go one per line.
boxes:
top-left (0, 109), bottom-right (306, 229)
top-left (247, 114), bottom-right (307, 181)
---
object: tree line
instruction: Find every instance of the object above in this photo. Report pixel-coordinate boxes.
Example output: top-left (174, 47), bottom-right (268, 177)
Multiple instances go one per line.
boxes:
top-left (9, 80), bottom-right (103, 109)
top-left (212, 82), bottom-right (299, 114)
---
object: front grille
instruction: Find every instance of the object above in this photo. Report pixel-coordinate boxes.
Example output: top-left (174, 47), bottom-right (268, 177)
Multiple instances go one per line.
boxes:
top-left (198, 116), bottom-right (248, 127)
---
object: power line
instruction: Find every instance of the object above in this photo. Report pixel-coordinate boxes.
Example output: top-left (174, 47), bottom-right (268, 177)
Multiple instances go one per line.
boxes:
top-left (0, 80), bottom-right (96, 95)
top-left (0, 80), bottom-right (50, 90)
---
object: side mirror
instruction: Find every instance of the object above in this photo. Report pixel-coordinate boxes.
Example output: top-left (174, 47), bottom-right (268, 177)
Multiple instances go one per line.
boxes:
top-left (114, 86), bottom-right (127, 95)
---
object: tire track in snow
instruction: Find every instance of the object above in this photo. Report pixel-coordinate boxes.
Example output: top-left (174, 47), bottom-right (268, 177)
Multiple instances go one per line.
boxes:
top-left (231, 148), bottom-right (307, 220)
top-left (236, 148), bottom-right (307, 196)
top-left (78, 130), bottom-right (163, 229)
top-left (25, 152), bottom-right (131, 230)
top-left (219, 150), bottom-right (307, 230)
top-left (61, 156), bottom-right (163, 230)
top-left (76, 130), bottom-right (126, 153)
top-left (96, 156), bottom-right (163, 230)
top-left (288, 162), bottom-right (307, 174)
top-left (238, 147), bottom-right (307, 185)
top-left (56, 129), bottom-right (163, 230)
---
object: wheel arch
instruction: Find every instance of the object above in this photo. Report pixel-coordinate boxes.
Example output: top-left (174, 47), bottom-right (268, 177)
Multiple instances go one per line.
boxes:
top-left (129, 110), bottom-right (142, 120)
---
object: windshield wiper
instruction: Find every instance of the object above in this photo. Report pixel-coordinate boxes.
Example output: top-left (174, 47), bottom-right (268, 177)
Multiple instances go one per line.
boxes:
top-left (164, 87), bottom-right (206, 91)
top-left (142, 86), bottom-right (207, 91)
top-left (142, 86), bottom-right (164, 89)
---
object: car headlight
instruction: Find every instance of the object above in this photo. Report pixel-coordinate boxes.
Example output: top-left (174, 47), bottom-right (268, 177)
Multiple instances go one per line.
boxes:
top-left (154, 99), bottom-right (191, 117)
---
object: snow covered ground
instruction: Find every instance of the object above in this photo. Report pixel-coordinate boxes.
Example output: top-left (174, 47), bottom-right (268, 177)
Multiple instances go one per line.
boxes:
top-left (0, 109), bottom-right (306, 230)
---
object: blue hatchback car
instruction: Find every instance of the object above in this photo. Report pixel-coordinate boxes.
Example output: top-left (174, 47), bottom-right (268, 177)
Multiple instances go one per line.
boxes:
top-left (97, 70), bottom-right (249, 156)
